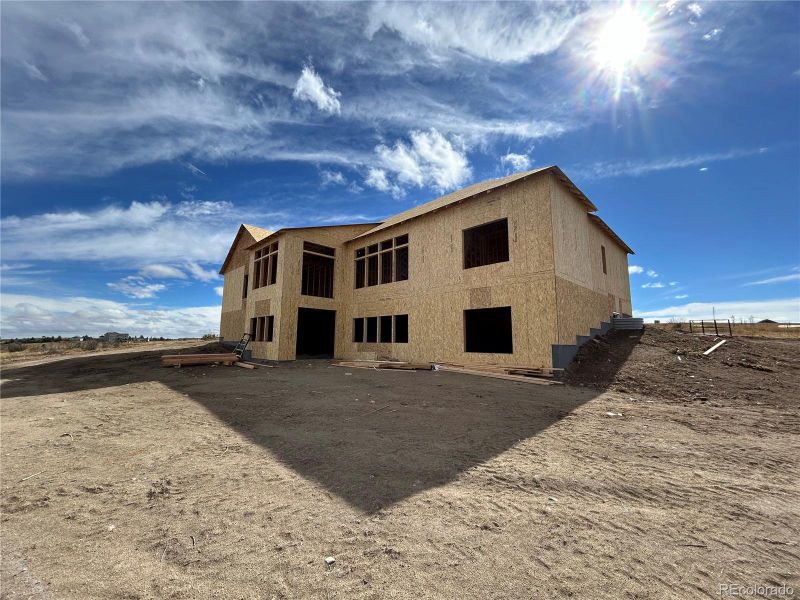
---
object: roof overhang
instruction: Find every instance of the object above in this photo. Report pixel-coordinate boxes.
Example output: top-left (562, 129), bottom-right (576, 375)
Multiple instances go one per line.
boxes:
top-left (588, 214), bottom-right (635, 255)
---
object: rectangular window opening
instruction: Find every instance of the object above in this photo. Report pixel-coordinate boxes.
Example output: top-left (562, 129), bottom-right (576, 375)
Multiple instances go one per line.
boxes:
top-left (366, 316), bottom-right (378, 343)
top-left (380, 251), bottom-right (393, 284)
top-left (601, 245), bottom-right (607, 275)
top-left (394, 314), bottom-right (408, 343)
top-left (301, 243), bottom-right (335, 298)
top-left (395, 246), bottom-right (408, 281)
top-left (353, 318), bottom-right (364, 343)
top-left (367, 255), bottom-right (379, 286)
top-left (463, 218), bottom-right (509, 269)
top-left (266, 315), bottom-right (274, 342)
top-left (379, 315), bottom-right (392, 343)
top-left (464, 306), bottom-right (513, 353)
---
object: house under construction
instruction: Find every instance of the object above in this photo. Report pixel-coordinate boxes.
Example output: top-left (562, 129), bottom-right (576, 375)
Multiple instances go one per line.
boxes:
top-left (219, 166), bottom-right (633, 369)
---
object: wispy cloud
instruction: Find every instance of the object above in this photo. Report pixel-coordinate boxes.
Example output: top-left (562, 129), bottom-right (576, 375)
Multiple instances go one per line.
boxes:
top-left (636, 298), bottom-right (800, 323)
top-left (365, 2), bottom-right (585, 63)
top-left (573, 147), bottom-right (768, 180)
top-left (647, 270), bottom-right (659, 278)
top-left (628, 265), bottom-right (645, 274)
top-left (139, 264), bottom-right (187, 280)
top-left (642, 282), bottom-right (666, 288)
top-left (743, 272), bottom-right (800, 286)
top-left (107, 276), bottom-right (166, 299)
top-left (185, 262), bottom-right (220, 283)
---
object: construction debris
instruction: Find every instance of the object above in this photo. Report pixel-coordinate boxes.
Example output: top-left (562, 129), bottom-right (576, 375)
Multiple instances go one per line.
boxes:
top-left (702, 339), bottom-right (727, 356)
top-left (234, 361), bottom-right (256, 369)
top-left (161, 353), bottom-right (239, 367)
top-left (435, 364), bottom-right (561, 385)
top-left (332, 360), bottom-right (432, 371)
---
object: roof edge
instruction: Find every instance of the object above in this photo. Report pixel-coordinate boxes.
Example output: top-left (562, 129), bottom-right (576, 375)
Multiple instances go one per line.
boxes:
top-left (218, 224), bottom-right (272, 274)
top-left (246, 222), bottom-right (383, 250)
top-left (588, 214), bottom-right (635, 255)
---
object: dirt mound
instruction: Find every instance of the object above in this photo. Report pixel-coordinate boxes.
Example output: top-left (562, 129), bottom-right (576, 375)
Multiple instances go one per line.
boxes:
top-left (564, 327), bottom-right (800, 408)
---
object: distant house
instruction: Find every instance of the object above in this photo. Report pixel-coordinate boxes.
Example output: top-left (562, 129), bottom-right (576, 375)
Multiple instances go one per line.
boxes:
top-left (758, 319), bottom-right (778, 324)
top-left (99, 332), bottom-right (130, 342)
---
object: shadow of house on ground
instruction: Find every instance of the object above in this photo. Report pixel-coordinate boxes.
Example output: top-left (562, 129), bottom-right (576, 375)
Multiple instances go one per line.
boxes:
top-left (1, 341), bottom-right (635, 513)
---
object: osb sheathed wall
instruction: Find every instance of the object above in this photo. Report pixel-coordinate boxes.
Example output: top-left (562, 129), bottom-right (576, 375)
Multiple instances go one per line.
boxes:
top-left (219, 170), bottom-right (634, 366)
top-left (219, 230), bottom-right (256, 342)
top-left (245, 224), bottom-right (375, 360)
top-left (550, 174), bottom-right (632, 343)
top-left (336, 175), bottom-right (559, 368)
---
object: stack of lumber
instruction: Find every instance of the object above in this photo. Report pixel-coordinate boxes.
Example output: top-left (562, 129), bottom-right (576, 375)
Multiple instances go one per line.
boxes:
top-left (332, 360), bottom-right (432, 371)
top-left (435, 363), bottom-right (562, 385)
top-left (161, 353), bottom-right (239, 367)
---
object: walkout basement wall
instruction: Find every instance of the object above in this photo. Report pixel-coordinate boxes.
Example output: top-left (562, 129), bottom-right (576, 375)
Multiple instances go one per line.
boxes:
top-left (549, 173), bottom-right (632, 343)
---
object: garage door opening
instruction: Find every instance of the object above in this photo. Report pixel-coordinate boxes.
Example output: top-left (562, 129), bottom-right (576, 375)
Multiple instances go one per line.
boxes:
top-left (296, 308), bottom-right (336, 357)
top-left (464, 306), bottom-right (513, 354)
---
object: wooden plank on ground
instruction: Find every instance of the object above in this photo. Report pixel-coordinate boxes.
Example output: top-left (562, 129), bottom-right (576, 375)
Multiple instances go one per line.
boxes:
top-left (703, 339), bottom-right (727, 356)
top-left (436, 365), bottom-right (561, 385)
top-left (161, 353), bottom-right (239, 367)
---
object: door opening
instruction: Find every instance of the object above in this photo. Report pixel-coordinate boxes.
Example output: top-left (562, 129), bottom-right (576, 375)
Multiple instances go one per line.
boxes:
top-left (296, 307), bottom-right (336, 357)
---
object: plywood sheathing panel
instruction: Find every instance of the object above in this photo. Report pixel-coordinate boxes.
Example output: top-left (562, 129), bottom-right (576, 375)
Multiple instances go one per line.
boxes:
top-left (336, 175), bottom-right (558, 368)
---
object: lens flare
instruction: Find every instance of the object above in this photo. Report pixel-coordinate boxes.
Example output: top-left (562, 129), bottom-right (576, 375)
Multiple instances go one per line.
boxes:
top-left (594, 4), bottom-right (651, 74)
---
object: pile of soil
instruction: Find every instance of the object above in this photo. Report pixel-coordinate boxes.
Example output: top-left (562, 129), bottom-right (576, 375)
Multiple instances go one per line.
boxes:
top-left (563, 327), bottom-right (800, 408)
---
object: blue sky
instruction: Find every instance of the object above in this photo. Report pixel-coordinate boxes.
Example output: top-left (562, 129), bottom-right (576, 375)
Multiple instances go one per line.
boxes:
top-left (1, 1), bottom-right (798, 337)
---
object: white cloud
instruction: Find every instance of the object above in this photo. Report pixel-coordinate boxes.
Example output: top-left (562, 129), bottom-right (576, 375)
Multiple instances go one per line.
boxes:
top-left (175, 200), bottom-right (232, 218)
top-left (699, 167), bottom-right (708, 172)
top-left (185, 262), bottom-right (220, 282)
top-left (0, 293), bottom-right (220, 338)
top-left (674, 294), bottom-right (689, 299)
top-left (364, 168), bottom-right (404, 199)
top-left (628, 265), bottom-right (645, 275)
top-left (292, 64), bottom-right (342, 114)
top-left (573, 147), bottom-right (768, 180)
top-left (647, 270), bottom-right (659, 278)
top-left (687, 3), bottom-right (704, 18)
top-left (214, 286), bottom-right (224, 297)
top-left (1, 201), bottom-right (241, 266)
top-left (500, 152), bottom-right (531, 172)
top-left (743, 273), bottom-right (800, 286)
top-left (669, 281), bottom-right (678, 286)
top-left (703, 28), bottom-right (723, 41)
top-left (21, 60), bottom-right (48, 81)
top-left (372, 128), bottom-right (471, 194)
top-left (636, 298), bottom-right (800, 323)
top-left (320, 170), bottom-right (347, 186)
top-left (61, 19), bottom-right (90, 47)
top-left (139, 264), bottom-right (187, 279)
top-left (642, 282), bottom-right (666, 288)
top-left (107, 276), bottom-right (166, 299)
top-left (366, 2), bottom-right (584, 63)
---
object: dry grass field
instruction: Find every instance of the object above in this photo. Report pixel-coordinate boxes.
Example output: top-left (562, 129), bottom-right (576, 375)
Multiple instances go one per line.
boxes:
top-left (1, 332), bottom-right (798, 599)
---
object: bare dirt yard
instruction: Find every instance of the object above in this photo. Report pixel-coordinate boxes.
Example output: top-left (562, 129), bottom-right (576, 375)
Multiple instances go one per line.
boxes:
top-left (1, 330), bottom-right (798, 599)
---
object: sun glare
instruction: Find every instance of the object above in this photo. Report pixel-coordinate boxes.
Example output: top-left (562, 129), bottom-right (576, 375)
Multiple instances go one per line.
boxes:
top-left (594, 5), bottom-right (651, 74)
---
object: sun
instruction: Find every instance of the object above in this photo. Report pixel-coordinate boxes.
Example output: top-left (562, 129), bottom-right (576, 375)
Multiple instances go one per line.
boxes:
top-left (593, 4), bottom-right (651, 74)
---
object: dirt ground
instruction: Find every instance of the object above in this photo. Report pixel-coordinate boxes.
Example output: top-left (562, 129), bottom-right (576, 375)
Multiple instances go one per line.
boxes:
top-left (0, 340), bottom-right (205, 367)
top-left (1, 333), bottom-right (798, 599)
